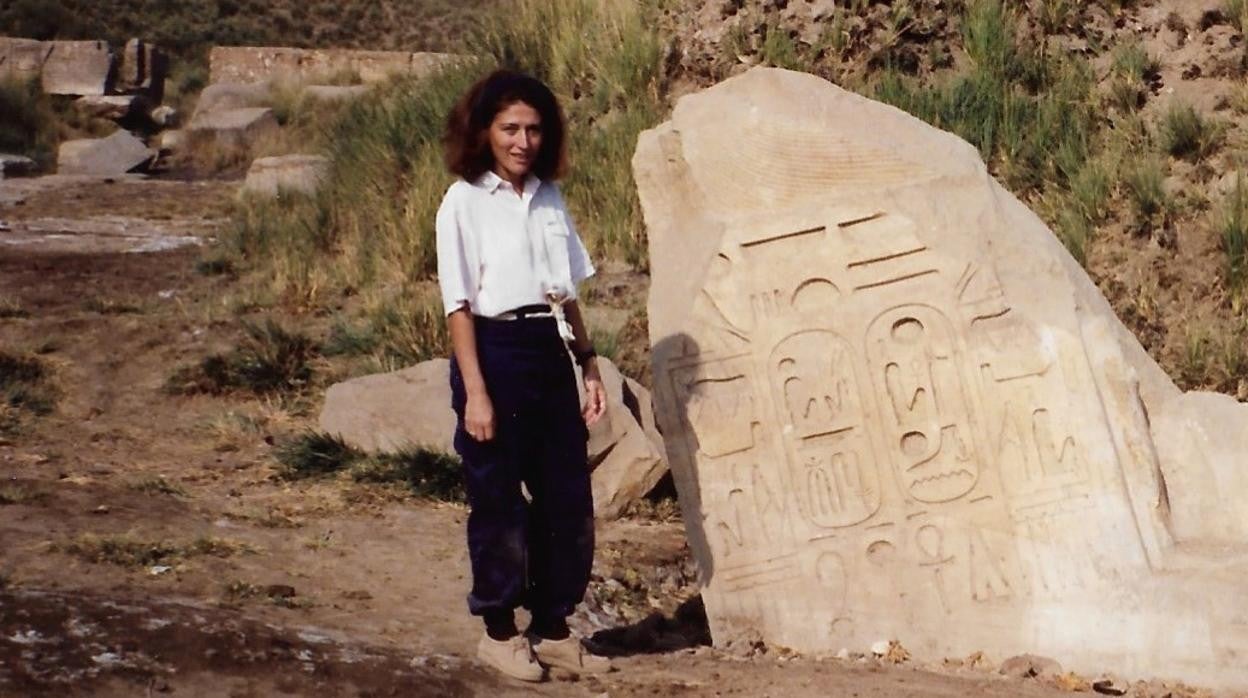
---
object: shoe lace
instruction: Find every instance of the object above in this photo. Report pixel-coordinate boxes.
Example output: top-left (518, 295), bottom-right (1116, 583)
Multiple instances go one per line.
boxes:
top-left (508, 635), bottom-right (533, 660)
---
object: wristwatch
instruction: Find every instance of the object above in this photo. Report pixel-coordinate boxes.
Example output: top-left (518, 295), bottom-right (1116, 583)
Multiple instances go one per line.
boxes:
top-left (573, 346), bottom-right (597, 367)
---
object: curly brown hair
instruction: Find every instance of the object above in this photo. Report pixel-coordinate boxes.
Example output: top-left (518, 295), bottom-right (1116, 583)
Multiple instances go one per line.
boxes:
top-left (442, 70), bottom-right (567, 182)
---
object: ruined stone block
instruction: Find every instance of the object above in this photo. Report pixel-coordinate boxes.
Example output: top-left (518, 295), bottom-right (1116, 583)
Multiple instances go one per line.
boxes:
top-left (634, 67), bottom-right (1248, 690)
top-left (41, 40), bottom-right (115, 96)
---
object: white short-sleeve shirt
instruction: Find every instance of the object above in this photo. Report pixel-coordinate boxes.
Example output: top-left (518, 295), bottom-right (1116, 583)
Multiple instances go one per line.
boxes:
top-left (436, 171), bottom-right (595, 317)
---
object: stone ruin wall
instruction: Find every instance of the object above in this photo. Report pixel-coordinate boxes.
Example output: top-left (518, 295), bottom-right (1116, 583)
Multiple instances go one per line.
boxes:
top-left (0, 37), bottom-right (164, 98)
top-left (208, 46), bottom-right (457, 85)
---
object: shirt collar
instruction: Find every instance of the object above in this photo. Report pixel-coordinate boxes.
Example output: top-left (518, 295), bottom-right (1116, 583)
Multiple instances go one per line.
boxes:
top-left (474, 170), bottom-right (542, 196)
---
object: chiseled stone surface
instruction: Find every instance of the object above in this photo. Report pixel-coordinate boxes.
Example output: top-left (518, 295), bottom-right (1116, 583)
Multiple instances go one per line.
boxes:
top-left (320, 357), bottom-right (666, 520)
top-left (241, 155), bottom-right (330, 198)
top-left (41, 40), bottom-right (115, 96)
top-left (634, 67), bottom-right (1248, 688)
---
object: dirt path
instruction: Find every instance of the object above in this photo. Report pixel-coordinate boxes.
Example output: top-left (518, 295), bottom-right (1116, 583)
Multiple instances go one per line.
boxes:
top-left (0, 176), bottom-right (1216, 697)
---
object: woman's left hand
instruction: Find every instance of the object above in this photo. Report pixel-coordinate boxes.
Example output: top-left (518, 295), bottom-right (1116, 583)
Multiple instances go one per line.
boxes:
top-left (582, 360), bottom-right (607, 426)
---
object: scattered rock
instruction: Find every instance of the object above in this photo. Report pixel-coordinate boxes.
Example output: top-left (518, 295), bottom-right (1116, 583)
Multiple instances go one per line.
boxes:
top-left (1055, 672), bottom-right (1093, 692)
top-left (157, 129), bottom-right (186, 153)
top-left (586, 359), bottom-right (669, 520)
top-left (1000, 654), bottom-right (1063, 680)
top-left (1092, 676), bottom-right (1129, 695)
top-left (264, 584), bottom-right (297, 600)
top-left (186, 107), bottom-right (279, 149)
top-left (869, 640), bottom-right (890, 657)
top-left (41, 40), bottom-right (115, 96)
top-left (150, 105), bottom-right (180, 128)
top-left (74, 94), bottom-right (150, 121)
top-left (0, 154), bottom-right (37, 179)
top-left (91, 505), bottom-right (109, 515)
top-left (241, 155), bottom-right (330, 198)
top-left (58, 131), bottom-right (155, 176)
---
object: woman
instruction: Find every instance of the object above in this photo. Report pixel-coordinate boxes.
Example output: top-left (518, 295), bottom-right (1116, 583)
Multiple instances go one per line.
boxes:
top-left (436, 69), bottom-right (611, 682)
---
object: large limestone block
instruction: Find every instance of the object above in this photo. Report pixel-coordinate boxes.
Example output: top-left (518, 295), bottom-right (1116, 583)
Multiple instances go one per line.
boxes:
top-left (637, 67), bottom-right (1248, 689)
top-left (320, 359), bottom-right (457, 455)
top-left (119, 38), bottom-right (167, 100)
top-left (57, 130), bottom-right (154, 175)
top-left (319, 358), bottom-right (667, 519)
top-left (41, 40), bottom-right (115, 96)
top-left (192, 83), bottom-right (271, 117)
top-left (0, 38), bottom-right (52, 82)
top-left (187, 107), bottom-right (278, 150)
top-left (241, 155), bottom-right (330, 198)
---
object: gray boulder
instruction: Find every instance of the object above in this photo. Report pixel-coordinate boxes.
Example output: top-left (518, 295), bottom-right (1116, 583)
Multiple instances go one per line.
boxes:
top-left (57, 130), bottom-right (154, 175)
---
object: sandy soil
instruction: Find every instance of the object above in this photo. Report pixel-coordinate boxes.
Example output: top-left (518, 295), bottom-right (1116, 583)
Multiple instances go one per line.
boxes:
top-left (0, 176), bottom-right (1224, 697)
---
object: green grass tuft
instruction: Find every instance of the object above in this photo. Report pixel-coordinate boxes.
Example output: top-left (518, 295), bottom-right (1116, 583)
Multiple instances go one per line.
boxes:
top-left (1159, 101), bottom-right (1224, 162)
top-left (0, 77), bottom-right (58, 168)
top-left (1122, 155), bottom-right (1171, 233)
top-left (1220, 173), bottom-right (1248, 295)
top-left (276, 431), bottom-right (464, 501)
top-left (0, 350), bottom-right (58, 433)
top-left (167, 319), bottom-right (317, 395)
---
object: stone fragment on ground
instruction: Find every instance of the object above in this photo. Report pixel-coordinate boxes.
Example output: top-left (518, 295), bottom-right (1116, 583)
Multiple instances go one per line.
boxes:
top-left (241, 155), bottom-right (330, 198)
top-left (1000, 654), bottom-right (1063, 680)
top-left (187, 107), bottom-right (278, 149)
top-left (585, 359), bottom-right (668, 520)
top-left (41, 40), bottom-right (114, 96)
top-left (319, 357), bottom-right (667, 519)
top-left (57, 130), bottom-right (154, 176)
top-left (0, 154), bottom-right (36, 179)
top-left (74, 94), bottom-right (151, 121)
top-left (151, 105), bottom-right (179, 128)
top-left (634, 66), bottom-right (1248, 690)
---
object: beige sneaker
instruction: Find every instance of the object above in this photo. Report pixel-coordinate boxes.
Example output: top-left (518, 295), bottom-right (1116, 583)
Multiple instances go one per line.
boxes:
top-left (476, 633), bottom-right (544, 682)
top-left (529, 635), bottom-right (613, 674)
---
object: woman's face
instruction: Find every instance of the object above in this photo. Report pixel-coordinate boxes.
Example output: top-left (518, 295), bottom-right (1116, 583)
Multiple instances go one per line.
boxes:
top-left (488, 100), bottom-right (542, 183)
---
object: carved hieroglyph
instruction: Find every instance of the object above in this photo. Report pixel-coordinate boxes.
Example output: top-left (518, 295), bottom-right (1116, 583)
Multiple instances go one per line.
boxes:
top-left (635, 67), bottom-right (1248, 688)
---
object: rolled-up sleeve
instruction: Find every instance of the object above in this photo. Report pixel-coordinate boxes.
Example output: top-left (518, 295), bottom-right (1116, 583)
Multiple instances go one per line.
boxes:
top-left (436, 187), bottom-right (473, 316)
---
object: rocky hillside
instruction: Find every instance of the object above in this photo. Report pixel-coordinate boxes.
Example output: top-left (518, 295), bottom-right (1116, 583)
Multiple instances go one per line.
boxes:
top-left (0, 0), bottom-right (493, 54)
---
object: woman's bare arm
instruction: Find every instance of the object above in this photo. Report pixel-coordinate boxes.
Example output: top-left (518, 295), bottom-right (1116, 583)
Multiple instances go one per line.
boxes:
top-left (447, 306), bottom-right (495, 441)
top-left (563, 300), bottom-right (606, 426)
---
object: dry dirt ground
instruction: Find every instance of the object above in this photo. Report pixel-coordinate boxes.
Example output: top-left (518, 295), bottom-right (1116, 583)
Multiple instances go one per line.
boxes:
top-left (0, 176), bottom-right (1226, 697)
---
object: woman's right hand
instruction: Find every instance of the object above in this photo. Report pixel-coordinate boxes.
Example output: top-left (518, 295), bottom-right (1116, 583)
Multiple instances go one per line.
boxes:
top-left (464, 392), bottom-right (496, 442)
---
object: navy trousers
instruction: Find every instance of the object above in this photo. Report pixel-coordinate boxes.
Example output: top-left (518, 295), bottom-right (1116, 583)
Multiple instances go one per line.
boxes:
top-left (449, 315), bottom-right (594, 623)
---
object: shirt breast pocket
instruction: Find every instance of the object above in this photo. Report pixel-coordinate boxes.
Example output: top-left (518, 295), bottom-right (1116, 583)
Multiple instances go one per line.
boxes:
top-left (540, 212), bottom-right (574, 295)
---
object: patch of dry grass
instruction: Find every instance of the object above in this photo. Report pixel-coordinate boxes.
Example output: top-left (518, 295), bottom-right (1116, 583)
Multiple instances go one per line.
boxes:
top-left (53, 533), bottom-right (253, 567)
